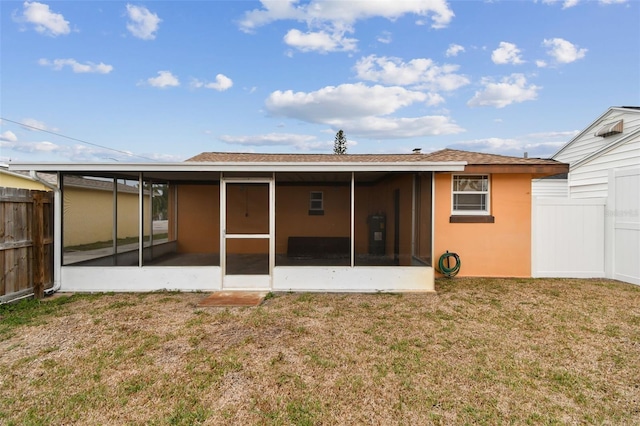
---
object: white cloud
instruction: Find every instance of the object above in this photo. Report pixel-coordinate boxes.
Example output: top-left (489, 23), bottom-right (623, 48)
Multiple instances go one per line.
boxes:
top-left (144, 71), bottom-right (180, 88)
top-left (20, 118), bottom-right (54, 131)
top-left (141, 152), bottom-right (185, 162)
top-left (284, 28), bottom-right (357, 53)
top-left (239, 0), bottom-right (453, 53)
top-left (266, 83), bottom-right (427, 122)
top-left (219, 133), bottom-right (332, 151)
top-left (467, 74), bottom-right (541, 108)
top-left (536, 59), bottom-right (548, 68)
top-left (0, 128), bottom-right (177, 162)
top-left (126, 4), bottom-right (161, 40)
top-left (354, 55), bottom-right (470, 91)
top-left (38, 58), bottom-right (113, 74)
top-left (542, 38), bottom-right (587, 64)
top-left (336, 115), bottom-right (464, 139)
top-left (238, 0), bottom-right (303, 32)
top-left (0, 131), bottom-right (18, 142)
top-left (540, 0), bottom-right (579, 8)
top-left (265, 83), bottom-right (463, 139)
top-left (424, 93), bottom-right (446, 106)
top-left (1, 139), bottom-right (140, 162)
top-left (447, 130), bottom-right (578, 157)
top-left (491, 42), bottom-right (525, 65)
top-left (377, 31), bottom-right (392, 44)
top-left (0, 137), bottom-right (58, 153)
top-left (192, 74), bottom-right (233, 91)
top-left (17, 1), bottom-right (70, 36)
top-left (541, 0), bottom-right (626, 8)
top-left (239, 0), bottom-right (454, 32)
top-left (445, 43), bottom-right (465, 57)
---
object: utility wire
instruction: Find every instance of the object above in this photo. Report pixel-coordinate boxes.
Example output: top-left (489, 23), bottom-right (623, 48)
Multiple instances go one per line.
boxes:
top-left (0, 117), bottom-right (158, 162)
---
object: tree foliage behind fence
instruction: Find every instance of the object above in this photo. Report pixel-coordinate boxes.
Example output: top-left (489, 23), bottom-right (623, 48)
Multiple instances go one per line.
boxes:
top-left (0, 188), bottom-right (54, 303)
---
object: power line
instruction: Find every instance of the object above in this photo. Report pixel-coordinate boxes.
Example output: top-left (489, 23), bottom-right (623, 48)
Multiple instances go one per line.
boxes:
top-left (0, 117), bottom-right (158, 162)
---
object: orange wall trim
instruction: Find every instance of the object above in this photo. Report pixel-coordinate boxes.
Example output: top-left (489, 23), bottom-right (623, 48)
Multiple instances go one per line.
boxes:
top-left (433, 173), bottom-right (532, 277)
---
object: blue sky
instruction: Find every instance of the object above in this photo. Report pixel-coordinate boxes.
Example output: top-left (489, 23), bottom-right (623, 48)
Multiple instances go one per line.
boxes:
top-left (1, 0), bottom-right (639, 163)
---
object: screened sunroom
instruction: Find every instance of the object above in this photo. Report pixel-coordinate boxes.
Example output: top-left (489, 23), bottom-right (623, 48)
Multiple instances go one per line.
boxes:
top-left (12, 153), bottom-right (466, 293)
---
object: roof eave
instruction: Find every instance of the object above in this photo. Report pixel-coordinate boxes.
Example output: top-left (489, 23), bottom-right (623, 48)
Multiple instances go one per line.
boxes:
top-left (8, 161), bottom-right (468, 173)
top-left (462, 163), bottom-right (569, 175)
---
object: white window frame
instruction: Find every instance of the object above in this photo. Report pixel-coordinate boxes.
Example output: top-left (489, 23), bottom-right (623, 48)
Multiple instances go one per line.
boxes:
top-left (451, 174), bottom-right (490, 215)
top-left (309, 191), bottom-right (324, 212)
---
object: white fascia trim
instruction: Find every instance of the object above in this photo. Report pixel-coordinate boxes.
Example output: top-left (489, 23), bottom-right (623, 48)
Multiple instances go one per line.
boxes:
top-left (0, 168), bottom-right (37, 181)
top-left (8, 161), bottom-right (468, 173)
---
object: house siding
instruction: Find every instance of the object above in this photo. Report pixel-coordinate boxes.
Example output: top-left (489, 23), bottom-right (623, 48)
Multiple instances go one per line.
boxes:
top-left (554, 108), bottom-right (640, 165)
top-left (531, 179), bottom-right (568, 198)
top-left (546, 106), bottom-right (640, 285)
top-left (434, 173), bottom-right (532, 277)
top-left (63, 186), bottom-right (147, 247)
top-left (0, 172), bottom-right (50, 191)
top-left (568, 138), bottom-right (640, 198)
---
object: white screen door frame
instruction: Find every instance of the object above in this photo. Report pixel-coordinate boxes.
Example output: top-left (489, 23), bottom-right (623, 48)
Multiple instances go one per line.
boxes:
top-left (220, 178), bottom-right (274, 290)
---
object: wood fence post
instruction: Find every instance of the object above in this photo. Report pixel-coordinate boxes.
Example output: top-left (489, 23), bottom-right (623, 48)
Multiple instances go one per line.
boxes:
top-left (33, 192), bottom-right (44, 299)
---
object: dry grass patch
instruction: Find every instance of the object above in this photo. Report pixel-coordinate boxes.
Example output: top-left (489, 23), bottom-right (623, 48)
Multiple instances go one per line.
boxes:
top-left (1, 278), bottom-right (639, 425)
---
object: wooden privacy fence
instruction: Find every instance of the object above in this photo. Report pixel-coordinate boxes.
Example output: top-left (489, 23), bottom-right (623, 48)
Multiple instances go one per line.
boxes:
top-left (0, 188), bottom-right (54, 303)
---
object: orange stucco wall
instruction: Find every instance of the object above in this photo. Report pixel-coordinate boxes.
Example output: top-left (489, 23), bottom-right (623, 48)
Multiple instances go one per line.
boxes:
top-left (176, 184), bottom-right (220, 253)
top-left (275, 185), bottom-right (351, 254)
top-left (353, 175), bottom-right (415, 264)
top-left (433, 173), bottom-right (532, 277)
top-left (174, 174), bottom-right (430, 265)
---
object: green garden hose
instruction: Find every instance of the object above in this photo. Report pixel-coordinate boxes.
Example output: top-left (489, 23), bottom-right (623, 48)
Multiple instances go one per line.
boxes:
top-left (437, 251), bottom-right (461, 278)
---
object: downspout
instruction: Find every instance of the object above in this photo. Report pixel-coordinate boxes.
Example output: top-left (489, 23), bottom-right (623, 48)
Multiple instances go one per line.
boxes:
top-left (30, 171), bottom-right (63, 296)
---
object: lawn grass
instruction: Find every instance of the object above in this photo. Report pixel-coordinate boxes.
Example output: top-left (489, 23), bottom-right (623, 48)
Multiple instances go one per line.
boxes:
top-left (1, 278), bottom-right (639, 425)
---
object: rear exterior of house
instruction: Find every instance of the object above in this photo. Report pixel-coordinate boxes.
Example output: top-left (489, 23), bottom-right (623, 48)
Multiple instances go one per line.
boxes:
top-left (531, 107), bottom-right (640, 285)
top-left (553, 107), bottom-right (640, 199)
top-left (9, 149), bottom-right (566, 293)
top-left (0, 166), bottom-right (52, 191)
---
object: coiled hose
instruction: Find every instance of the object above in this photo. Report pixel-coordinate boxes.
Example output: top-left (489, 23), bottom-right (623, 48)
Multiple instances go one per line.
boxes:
top-left (437, 251), bottom-right (461, 278)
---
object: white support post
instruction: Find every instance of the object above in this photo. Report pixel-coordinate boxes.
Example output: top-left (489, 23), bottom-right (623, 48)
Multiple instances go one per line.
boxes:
top-left (220, 172), bottom-right (226, 279)
top-left (53, 173), bottom-right (62, 291)
top-left (431, 172), bottom-right (436, 266)
top-left (113, 177), bottom-right (118, 262)
top-left (269, 173), bottom-right (275, 287)
top-left (139, 173), bottom-right (143, 268)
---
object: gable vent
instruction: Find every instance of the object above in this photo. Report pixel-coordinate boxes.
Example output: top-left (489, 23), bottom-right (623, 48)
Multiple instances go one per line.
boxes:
top-left (595, 119), bottom-right (623, 137)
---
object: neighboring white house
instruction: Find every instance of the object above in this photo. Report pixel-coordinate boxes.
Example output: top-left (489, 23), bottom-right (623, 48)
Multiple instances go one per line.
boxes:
top-left (554, 106), bottom-right (640, 199)
top-left (532, 106), bottom-right (640, 285)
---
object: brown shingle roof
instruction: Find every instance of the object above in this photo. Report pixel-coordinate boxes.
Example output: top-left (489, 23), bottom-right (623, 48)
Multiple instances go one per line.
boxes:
top-left (187, 152), bottom-right (439, 163)
top-left (187, 149), bottom-right (562, 166)
top-left (62, 175), bottom-right (142, 194)
top-left (422, 149), bottom-right (562, 165)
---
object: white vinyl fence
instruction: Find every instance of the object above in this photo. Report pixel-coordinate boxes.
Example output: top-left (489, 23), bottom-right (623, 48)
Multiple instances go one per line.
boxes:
top-left (608, 168), bottom-right (640, 285)
top-left (532, 168), bottom-right (640, 285)
top-left (532, 198), bottom-right (606, 278)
